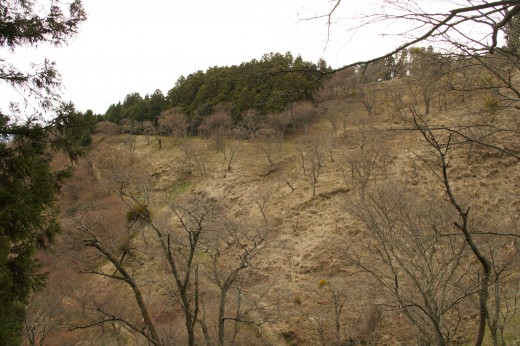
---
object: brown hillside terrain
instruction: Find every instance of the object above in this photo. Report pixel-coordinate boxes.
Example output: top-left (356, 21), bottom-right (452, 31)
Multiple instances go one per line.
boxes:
top-left (30, 78), bottom-right (520, 345)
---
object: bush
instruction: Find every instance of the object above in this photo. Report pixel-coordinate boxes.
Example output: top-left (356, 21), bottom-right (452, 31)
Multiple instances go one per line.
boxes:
top-left (483, 95), bottom-right (500, 115)
top-left (95, 121), bottom-right (120, 135)
top-left (126, 204), bottom-right (151, 223)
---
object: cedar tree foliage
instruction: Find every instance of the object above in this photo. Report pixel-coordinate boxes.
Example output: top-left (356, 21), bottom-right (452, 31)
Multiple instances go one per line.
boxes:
top-left (0, 1), bottom-right (86, 344)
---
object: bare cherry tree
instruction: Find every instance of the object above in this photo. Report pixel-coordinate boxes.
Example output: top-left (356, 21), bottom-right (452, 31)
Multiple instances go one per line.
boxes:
top-left (68, 210), bottom-right (163, 345)
top-left (226, 141), bottom-right (241, 172)
top-left (179, 137), bottom-right (208, 177)
top-left (160, 195), bottom-right (222, 346)
top-left (205, 219), bottom-right (268, 346)
top-left (354, 72), bottom-right (378, 117)
top-left (158, 107), bottom-right (189, 141)
top-left (346, 147), bottom-right (380, 199)
top-left (291, 101), bottom-right (318, 137)
top-left (253, 128), bottom-right (282, 166)
top-left (24, 287), bottom-right (67, 346)
top-left (198, 112), bottom-right (232, 158)
top-left (412, 113), bottom-right (520, 346)
top-left (298, 138), bottom-right (323, 196)
top-left (240, 109), bottom-right (263, 139)
top-left (345, 182), bottom-right (477, 345)
top-left (314, 279), bottom-right (347, 345)
top-left (306, 3), bottom-right (520, 345)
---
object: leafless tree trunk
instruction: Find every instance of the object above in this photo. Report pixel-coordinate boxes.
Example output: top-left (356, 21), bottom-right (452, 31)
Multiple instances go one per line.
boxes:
top-left (254, 128), bottom-right (282, 167)
top-left (69, 215), bottom-right (163, 346)
top-left (413, 112), bottom-right (493, 346)
top-left (300, 139), bottom-right (323, 197)
top-left (162, 197), bottom-right (220, 346)
top-left (226, 142), bottom-right (240, 172)
top-left (315, 280), bottom-right (347, 345)
top-left (206, 220), bottom-right (268, 346)
top-left (347, 148), bottom-right (379, 199)
top-left (24, 287), bottom-right (67, 346)
top-left (345, 178), bottom-right (478, 345)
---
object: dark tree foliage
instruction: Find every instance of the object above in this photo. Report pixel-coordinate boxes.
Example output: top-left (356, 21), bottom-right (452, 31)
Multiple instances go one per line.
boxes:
top-left (105, 90), bottom-right (168, 125)
top-left (0, 0), bottom-right (86, 109)
top-left (0, 104), bottom-right (92, 345)
top-left (168, 52), bottom-right (330, 119)
top-left (104, 52), bottom-right (330, 130)
top-left (0, 1), bottom-right (86, 344)
top-left (505, 9), bottom-right (520, 53)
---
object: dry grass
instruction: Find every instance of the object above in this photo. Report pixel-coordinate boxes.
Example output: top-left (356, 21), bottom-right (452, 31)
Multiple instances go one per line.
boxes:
top-left (38, 80), bottom-right (520, 345)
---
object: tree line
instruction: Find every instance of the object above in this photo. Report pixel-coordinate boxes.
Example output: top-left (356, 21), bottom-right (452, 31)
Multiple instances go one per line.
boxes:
top-left (103, 52), bottom-right (330, 129)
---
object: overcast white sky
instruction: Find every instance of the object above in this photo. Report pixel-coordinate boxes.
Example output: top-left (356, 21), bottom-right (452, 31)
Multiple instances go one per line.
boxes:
top-left (6, 0), bottom-right (404, 115)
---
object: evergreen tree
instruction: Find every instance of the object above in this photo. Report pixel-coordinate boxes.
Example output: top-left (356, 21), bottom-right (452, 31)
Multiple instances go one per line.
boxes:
top-left (505, 12), bottom-right (520, 53)
top-left (0, 1), bottom-right (86, 344)
top-left (102, 52), bottom-right (330, 133)
top-left (146, 89), bottom-right (167, 124)
top-left (105, 102), bottom-right (123, 124)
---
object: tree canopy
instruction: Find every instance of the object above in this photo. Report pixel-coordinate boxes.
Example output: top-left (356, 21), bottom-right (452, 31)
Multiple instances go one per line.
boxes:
top-left (103, 52), bottom-right (331, 128)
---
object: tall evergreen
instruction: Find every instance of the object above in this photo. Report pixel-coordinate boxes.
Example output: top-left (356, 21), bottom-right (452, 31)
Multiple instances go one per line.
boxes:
top-left (0, 1), bottom-right (86, 344)
top-left (505, 12), bottom-right (520, 53)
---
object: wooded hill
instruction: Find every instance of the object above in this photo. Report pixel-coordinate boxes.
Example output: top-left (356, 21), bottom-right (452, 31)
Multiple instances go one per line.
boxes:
top-left (102, 52), bottom-right (330, 129)
top-left (25, 49), bottom-right (520, 346)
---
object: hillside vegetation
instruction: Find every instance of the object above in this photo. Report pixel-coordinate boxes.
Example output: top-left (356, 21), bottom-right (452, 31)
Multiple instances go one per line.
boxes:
top-left (102, 52), bottom-right (330, 129)
top-left (26, 52), bottom-right (520, 346)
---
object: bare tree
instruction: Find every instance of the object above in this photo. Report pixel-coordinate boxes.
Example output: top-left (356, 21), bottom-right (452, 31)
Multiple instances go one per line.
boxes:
top-left (298, 138), bottom-right (323, 196)
top-left (253, 128), bottom-right (282, 166)
top-left (311, 1), bottom-right (520, 71)
top-left (24, 287), bottom-right (67, 346)
top-left (291, 101), bottom-right (317, 137)
top-left (240, 109), bottom-right (263, 139)
top-left (65, 158), bottom-right (272, 346)
top-left (406, 47), bottom-right (451, 114)
top-left (346, 147), bottom-right (381, 199)
top-left (179, 137), bottom-right (208, 177)
top-left (487, 251), bottom-right (520, 346)
top-left (265, 111), bottom-right (291, 141)
top-left (355, 75), bottom-right (377, 117)
top-left (253, 191), bottom-right (271, 224)
top-left (345, 182), bottom-right (477, 346)
top-left (384, 86), bottom-right (407, 122)
top-left (325, 109), bottom-right (340, 162)
top-left (142, 120), bottom-right (155, 145)
top-left (198, 112), bottom-right (232, 158)
top-left (314, 279), bottom-right (347, 346)
top-left (158, 107), bottom-right (189, 141)
top-left (226, 141), bottom-right (240, 172)
top-left (412, 112), bottom-right (520, 346)
top-left (68, 211), bottom-right (163, 346)
top-left (66, 150), bottom-right (219, 346)
top-left (306, 4), bottom-right (520, 340)
top-left (95, 121), bottom-right (120, 135)
top-left (205, 220), bottom-right (268, 346)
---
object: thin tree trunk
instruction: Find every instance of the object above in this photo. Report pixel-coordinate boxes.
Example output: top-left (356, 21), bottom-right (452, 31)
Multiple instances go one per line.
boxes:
top-left (217, 287), bottom-right (229, 346)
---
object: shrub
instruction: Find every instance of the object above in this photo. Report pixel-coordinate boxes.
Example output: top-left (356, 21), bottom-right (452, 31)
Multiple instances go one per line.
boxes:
top-left (95, 121), bottom-right (120, 135)
top-left (126, 204), bottom-right (151, 223)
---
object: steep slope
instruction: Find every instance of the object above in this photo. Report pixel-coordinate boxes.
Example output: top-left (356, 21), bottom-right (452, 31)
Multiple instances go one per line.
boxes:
top-left (31, 80), bottom-right (520, 345)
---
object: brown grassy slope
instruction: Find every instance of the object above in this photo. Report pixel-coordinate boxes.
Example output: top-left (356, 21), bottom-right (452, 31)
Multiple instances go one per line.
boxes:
top-left (40, 81), bottom-right (520, 345)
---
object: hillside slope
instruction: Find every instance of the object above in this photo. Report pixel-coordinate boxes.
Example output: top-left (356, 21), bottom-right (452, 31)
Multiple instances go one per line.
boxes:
top-left (30, 79), bottom-right (520, 346)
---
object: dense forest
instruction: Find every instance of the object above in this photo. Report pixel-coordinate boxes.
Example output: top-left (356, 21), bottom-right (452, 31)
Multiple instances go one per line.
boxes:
top-left (95, 46), bottom-right (450, 141)
top-left (103, 52), bottom-right (330, 130)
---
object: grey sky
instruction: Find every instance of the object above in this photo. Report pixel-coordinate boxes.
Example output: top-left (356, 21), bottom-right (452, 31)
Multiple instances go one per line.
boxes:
top-left (5, 0), bottom-right (403, 115)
